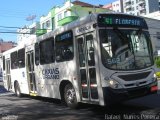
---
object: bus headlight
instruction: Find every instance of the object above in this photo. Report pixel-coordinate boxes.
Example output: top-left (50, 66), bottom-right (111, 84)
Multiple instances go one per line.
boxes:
top-left (107, 79), bottom-right (123, 89)
top-left (154, 73), bottom-right (157, 78)
top-left (152, 73), bottom-right (157, 82)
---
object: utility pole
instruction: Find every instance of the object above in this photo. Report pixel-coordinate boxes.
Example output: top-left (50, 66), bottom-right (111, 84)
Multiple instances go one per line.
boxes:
top-left (26, 15), bottom-right (36, 23)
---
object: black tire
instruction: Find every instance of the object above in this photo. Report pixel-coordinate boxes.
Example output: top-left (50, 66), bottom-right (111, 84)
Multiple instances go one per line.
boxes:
top-left (15, 82), bottom-right (22, 97)
top-left (64, 84), bottom-right (78, 109)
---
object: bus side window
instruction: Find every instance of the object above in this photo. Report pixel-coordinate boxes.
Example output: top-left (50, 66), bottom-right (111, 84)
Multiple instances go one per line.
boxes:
top-left (35, 43), bottom-right (40, 65)
top-left (11, 51), bottom-right (18, 69)
top-left (39, 38), bottom-right (55, 65)
top-left (86, 35), bottom-right (95, 66)
top-left (3, 56), bottom-right (5, 71)
top-left (18, 48), bottom-right (25, 68)
top-left (55, 31), bottom-right (74, 62)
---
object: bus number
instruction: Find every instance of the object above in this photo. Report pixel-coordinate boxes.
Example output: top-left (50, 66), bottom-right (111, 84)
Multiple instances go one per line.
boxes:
top-left (107, 58), bottom-right (120, 65)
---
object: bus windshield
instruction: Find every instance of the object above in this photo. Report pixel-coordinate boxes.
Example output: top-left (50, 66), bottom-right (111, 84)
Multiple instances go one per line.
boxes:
top-left (99, 29), bottom-right (153, 70)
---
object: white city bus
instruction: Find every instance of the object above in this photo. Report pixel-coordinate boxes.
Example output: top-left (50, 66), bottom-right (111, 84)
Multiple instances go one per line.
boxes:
top-left (2, 13), bottom-right (158, 108)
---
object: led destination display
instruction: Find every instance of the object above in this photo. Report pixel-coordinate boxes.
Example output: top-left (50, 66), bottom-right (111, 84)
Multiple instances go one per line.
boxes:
top-left (97, 14), bottom-right (148, 29)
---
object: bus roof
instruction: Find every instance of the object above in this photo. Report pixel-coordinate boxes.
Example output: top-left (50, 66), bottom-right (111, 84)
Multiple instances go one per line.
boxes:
top-left (3, 45), bottom-right (24, 56)
top-left (37, 12), bottom-right (147, 41)
top-left (3, 12), bottom-right (147, 55)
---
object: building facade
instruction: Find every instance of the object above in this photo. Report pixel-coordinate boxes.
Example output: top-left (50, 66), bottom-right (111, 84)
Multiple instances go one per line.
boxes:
top-left (123, 0), bottom-right (159, 16)
top-left (103, 0), bottom-right (123, 12)
top-left (0, 40), bottom-right (16, 53)
top-left (17, 0), bottom-right (109, 41)
top-left (104, 0), bottom-right (160, 16)
top-left (17, 22), bottom-right (39, 46)
top-left (144, 17), bottom-right (160, 55)
top-left (0, 40), bottom-right (16, 78)
top-left (102, 0), bottom-right (160, 54)
top-left (143, 11), bottom-right (160, 20)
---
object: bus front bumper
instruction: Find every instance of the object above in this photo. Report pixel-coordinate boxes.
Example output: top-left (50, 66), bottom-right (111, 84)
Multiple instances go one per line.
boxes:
top-left (103, 81), bottom-right (158, 105)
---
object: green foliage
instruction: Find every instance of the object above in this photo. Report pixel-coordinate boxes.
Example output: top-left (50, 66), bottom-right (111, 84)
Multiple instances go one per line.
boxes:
top-left (155, 57), bottom-right (160, 68)
top-left (156, 72), bottom-right (160, 78)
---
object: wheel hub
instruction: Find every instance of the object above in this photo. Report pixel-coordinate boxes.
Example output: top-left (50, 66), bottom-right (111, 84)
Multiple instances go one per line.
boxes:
top-left (67, 89), bottom-right (75, 103)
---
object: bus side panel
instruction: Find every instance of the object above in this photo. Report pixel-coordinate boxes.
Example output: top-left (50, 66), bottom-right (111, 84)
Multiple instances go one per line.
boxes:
top-left (55, 60), bottom-right (80, 102)
top-left (3, 75), bottom-right (8, 90)
top-left (11, 68), bottom-right (29, 94)
top-left (34, 60), bottom-right (79, 101)
top-left (2, 68), bottom-right (7, 90)
top-left (34, 64), bottom-right (61, 99)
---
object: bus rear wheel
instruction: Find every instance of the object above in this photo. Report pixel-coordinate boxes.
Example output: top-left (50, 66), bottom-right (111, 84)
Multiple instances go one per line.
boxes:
top-left (64, 84), bottom-right (78, 109)
top-left (15, 82), bottom-right (22, 97)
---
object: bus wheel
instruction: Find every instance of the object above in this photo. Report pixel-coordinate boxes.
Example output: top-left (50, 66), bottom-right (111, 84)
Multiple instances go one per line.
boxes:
top-left (15, 82), bottom-right (22, 97)
top-left (64, 84), bottom-right (78, 109)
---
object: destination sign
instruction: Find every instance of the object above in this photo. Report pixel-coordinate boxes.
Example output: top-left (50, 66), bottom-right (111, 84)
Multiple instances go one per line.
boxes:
top-left (97, 14), bottom-right (148, 29)
top-left (56, 30), bottom-right (73, 41)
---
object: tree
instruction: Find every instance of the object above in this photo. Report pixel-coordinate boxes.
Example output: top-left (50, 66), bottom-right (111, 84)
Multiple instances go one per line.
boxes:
top-left (155, 57), bottom-right (160, 68)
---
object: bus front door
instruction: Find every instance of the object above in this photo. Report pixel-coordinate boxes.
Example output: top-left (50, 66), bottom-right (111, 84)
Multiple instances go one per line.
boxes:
top-left (26, 51), bottom-right (37, 95)
top-left (6, 59), bottom-right (11, 90)
top-left (77, 33), bottom-right (99, 102)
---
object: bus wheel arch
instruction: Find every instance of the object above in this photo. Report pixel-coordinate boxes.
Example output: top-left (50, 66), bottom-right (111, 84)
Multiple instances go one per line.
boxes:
top-left (59, 80), bottom-right (78, 108)
top-left (14, 81), bottom-right (22, 97)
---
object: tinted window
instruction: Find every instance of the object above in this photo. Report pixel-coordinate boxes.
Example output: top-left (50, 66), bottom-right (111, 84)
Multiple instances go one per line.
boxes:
top-left (55, 31), bottom-right (73, 62)
top-left (40, 38), bottom-right (54, 65)
top-left (11, 51), bottom-right (18, 69)
top-left (3, 56), bottom-right (5, 71)
top-left (35, 43), bottom-right (40, 65)
top-left (18, 48), bottom-right (25, 68)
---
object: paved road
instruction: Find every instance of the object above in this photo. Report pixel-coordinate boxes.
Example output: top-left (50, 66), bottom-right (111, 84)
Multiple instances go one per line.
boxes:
top-left (0, 82), bottom-right (160, 120)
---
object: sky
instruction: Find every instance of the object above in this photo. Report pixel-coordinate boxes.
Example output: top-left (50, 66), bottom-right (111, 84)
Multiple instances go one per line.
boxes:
top-left (0, 0), bottom-right (115, 42)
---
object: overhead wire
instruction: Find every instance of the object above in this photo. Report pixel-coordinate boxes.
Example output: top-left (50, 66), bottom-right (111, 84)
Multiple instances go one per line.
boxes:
top-left (0, 25), bottom-right (52, 35)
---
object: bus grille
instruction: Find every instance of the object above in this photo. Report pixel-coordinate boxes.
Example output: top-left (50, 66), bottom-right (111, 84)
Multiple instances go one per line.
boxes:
top-left (128, 87), bottom-right (148, 97)
top-left (118, 71), bottom-right (151, 81)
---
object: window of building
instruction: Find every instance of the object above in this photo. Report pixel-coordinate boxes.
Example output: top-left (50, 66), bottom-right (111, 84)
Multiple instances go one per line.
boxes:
top-left (52, 17), bottom-right (55, 30)
top-left (136, 6), bottom-right (138, 10)
top-left (42, 23), bottom-right (45, 29)
top-left (58, 13), bottom-right (62, 21)
top-left (11, 51), bottom-right (18, 69)
top-left (131, 1), bottom-right (134, 5)
top-left (18, 48), bottom-right (25, 68)
top-left (55, 31), bottom-right (73, 62)
top-left (64, 11), bottom-right (68, 17)
top-left (46, 20), bottom-right (50, 28)
top-left (30, 27), bottom-right (36, 34)
top-left (136, 0), bottom-right (138, 3)
top-left (40, 38), bottom-right (55, 65)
